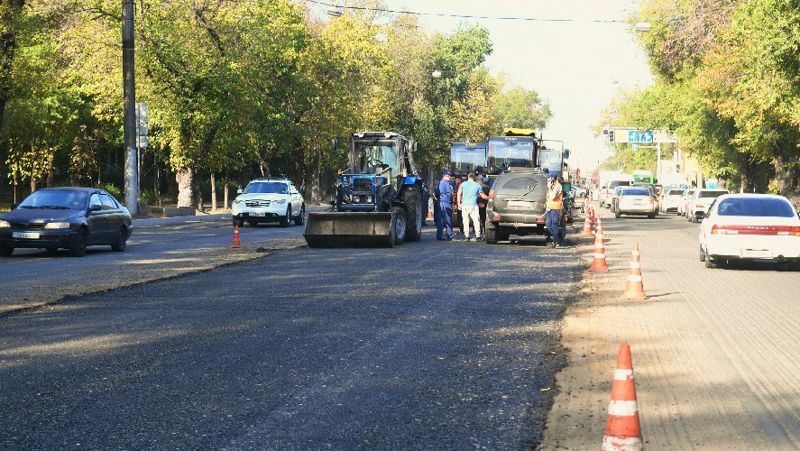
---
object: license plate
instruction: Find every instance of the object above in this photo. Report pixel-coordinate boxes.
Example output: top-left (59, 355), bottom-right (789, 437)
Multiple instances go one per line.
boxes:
top-left (12, 231), bottom-right (40, 239)
top-left (741, 249), bottom-right (772, 259)
top-left (250, 212), bottom-right (266, 217)
top-left (508, 200), bottom-right (533, 209)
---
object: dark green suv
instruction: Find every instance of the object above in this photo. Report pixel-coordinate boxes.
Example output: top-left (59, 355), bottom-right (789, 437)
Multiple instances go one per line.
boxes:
top-left (485, 168), bottom-right (560, 244)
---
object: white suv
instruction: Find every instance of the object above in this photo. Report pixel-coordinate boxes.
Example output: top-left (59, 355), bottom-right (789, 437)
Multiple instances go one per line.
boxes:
top-left (231, 178), bottom-right (305, 227)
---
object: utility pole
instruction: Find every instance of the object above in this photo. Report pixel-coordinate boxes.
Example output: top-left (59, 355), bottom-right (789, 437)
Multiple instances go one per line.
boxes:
top-left (122, 0), bottom-right (138, 214)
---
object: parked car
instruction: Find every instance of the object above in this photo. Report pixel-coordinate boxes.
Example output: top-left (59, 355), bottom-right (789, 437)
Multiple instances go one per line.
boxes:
top-left (615, 187), bottom-right (658, 219)
top-left (678, 189), bottom-right (697, 216)
top-left (610, 186), bottom-right (626, 213)
top-left (0, 187), bottom-right (132, 257)
top-left (484, 168), bottom-right (555, 244)
top-left (231, 178), bottom-right (305, 227)
top-left (660, 188), bottom-right (685, 214)
top-left (699, 194), bottom-right (800, 268)
top-left (571, 185), bottom-right (588, 198)
top-left (687, 189), bottom-right (729, 223)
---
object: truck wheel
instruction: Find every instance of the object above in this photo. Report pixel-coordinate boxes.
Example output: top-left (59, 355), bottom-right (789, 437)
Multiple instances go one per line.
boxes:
top-left (401, 187), bottom-right (422, 242)
top-left (0, 245), bottom-right (13, 257)
top-left (391, 206), bottom-right (407, 245)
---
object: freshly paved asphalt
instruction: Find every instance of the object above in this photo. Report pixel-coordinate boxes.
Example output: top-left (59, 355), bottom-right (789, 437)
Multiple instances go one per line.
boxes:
top-left (0, 228), bottom-right (582, 449)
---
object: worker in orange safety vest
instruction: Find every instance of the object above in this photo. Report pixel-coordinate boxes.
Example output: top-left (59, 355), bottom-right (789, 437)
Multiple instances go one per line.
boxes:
top-left (545, 172), bottom-right (564, 248)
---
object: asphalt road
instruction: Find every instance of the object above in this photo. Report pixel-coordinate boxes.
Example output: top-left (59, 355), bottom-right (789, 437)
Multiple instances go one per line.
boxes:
top-left (0, 228), bottom-right (582, 449)
top-left (543, 208), bottom-right (800, 449)
top-left (0, 213), bottom-right (315, 313)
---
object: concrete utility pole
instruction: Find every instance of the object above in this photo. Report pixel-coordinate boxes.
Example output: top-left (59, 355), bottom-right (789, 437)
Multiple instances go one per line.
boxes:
top-left (122, 0), bottom-right (138, 214)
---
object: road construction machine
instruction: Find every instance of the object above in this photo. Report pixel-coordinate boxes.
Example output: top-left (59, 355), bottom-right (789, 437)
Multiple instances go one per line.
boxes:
top-left (304, 132), bottom-right (427, 248)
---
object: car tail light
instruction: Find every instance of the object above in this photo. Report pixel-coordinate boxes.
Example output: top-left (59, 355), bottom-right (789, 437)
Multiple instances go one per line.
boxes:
top-left (488, 190), bottom-right (495, 200)
top-left (696, 203), bottom-right (704, 208)
top-left (711, 225), bottom-right (800, 236)
top-left (492, 214), bottom-right (501, 221)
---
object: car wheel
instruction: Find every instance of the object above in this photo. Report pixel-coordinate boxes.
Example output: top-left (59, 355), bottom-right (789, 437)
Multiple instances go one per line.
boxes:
top-left (704, 249), bottom-right (715, 268)
top-left (0, 245), bottom-right (13, 257)
top-left (699, 246), bottom-right (706, 262)
top-left (280, 206), bottom-right (291, 227)
top-left (45, 247), bottom-right (59, 255)
top-left (648, 213), bottom-right (655, 219)
top-left (485, 226), bottom-right (498, 244)
top-left (294, 204), bottom-right (305, 226)
top-left (615, 210), bottom-right (621, 218)
top-left (233, 219), bottom-right (244, 228)
top-left (111, 227), bottom-right (127, 252)
top-left (70, 230), bottom-right (88, 257)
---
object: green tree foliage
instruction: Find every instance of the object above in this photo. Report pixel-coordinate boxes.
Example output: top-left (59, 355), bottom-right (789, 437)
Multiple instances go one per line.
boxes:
top-left (603, 0), bottom-right (800, 196)
top-left (0, 2), bottom-right (551, 207)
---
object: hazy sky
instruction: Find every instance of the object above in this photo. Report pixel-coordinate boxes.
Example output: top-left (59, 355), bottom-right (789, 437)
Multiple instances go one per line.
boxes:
top-left (383, 0), bottom-right (653, 172)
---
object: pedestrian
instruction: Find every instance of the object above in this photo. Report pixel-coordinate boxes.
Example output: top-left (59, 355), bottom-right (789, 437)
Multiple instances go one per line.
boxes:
top-left (437, 172), bottom-right (455, 241)
top-left (457, 172), bottom-right (489, 241)
top-left (431, 178), bottom-right (441, 226)
top-left (477, 175), bottom-right (490, 235)
top-left (545, 173), bottom-right (564, 248)
top-left (454, 176), bottom-right (464, 235)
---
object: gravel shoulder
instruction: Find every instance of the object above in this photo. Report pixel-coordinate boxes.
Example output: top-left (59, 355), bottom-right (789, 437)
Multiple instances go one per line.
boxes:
top-left (541, 206), bottom-right (800, 450)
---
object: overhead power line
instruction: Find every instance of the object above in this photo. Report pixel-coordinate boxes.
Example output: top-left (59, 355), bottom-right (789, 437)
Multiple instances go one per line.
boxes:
top-left (302, 0), bottom-right (628, 24)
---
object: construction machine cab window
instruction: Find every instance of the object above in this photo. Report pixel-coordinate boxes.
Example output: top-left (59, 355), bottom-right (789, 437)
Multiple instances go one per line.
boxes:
top-left (451, 143), bottom-right (487, 174)
top-left (487, 138), bottom-right (534, 169)
top-left (355, 140), bottom-right (400, 176)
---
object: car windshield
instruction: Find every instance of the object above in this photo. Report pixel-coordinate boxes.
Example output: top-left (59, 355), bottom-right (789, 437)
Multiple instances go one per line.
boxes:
top-left (622, 188), bottom-right (650, 196)
top-left (717, 197), bottom-right (796, 217)
top-left (494, 175), bottom-right (542, 195)
top-left (18, 190), bottom-right (88, 210)
top-left (699, 190), bottom-right (728, 199)
top-left (668, 189), bottom-right (685, 196)
top-left (244, 182), bottom-right (288, 195)
top-left (538, 149), bottom-right (562, 173)
top-left (609, 181), bottom-right (631, 188)
top-left (488, 138), bottom-right (534, 168)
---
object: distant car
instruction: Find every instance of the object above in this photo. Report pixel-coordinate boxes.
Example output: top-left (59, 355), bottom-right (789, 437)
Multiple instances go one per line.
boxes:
top-left (699, 194), bottom-right (800, 268)
top-left (615, 187), bottom-right (658, 219)
top-left (687, 189), bottom-right (729, 223)
top-left (660, 188), bottom-right (685, 214)
top-left (610, 186), bottom-right (625, 213)
top-left (571, 185), bottom-right (587, 198)
top-left (485, 168), bottom-right (556, 244)
top-left (231, 178), bottom-right (305, 227)
top-left (678, 189), bottom-right (697, 216)
top-left (601, 180), bottom-right (633, 208)
top-left (0, 187), bottom-right (132, 257)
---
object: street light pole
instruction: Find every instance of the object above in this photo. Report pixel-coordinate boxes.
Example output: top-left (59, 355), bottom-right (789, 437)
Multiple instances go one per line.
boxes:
top-left (122, 0), bottom-right (138, 214)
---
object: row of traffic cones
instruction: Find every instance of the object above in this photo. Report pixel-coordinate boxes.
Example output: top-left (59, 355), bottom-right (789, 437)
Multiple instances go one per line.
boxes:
top-left (582, 206), bottom-right (645, 449)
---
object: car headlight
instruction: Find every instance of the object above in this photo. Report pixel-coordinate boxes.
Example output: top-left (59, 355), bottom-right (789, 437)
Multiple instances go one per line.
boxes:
top-left (275, 199), bottom-right (287, 204)
top-left (0, 220), bottom-right (9, 228)
top-left (233, 198), bottom-right (242, 205)
top-left (44, 222), bottom-right (71, 229)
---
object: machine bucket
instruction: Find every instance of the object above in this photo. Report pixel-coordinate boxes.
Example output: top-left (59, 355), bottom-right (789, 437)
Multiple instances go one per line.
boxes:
top-left (304, 212), bottom-right (395, 248)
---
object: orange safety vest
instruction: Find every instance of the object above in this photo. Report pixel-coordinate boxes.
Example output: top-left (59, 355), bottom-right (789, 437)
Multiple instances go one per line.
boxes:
top-left (547, 182), bottom-right (563, 211)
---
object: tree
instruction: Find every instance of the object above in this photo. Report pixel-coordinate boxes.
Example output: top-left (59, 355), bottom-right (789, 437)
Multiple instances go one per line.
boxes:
top-left (493, 85), bottom-right (550, 131)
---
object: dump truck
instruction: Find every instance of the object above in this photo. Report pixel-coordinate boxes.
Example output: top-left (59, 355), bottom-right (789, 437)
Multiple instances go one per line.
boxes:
top-left (304, 132), bottom-right (427, 248)
top-left (538, 139), bottom-right (570, 179)
top-left (450, 142), bottom-right (488, 178)
top-left (487, 128), bottom-right (539, 176)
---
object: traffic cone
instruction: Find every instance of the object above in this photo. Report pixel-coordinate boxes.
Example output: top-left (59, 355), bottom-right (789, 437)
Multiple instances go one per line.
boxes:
top-left (427, 199), bottom-right (434, 222)
top-left (581, 211), bottom-right (594, 236)
top-left (232, 224), bottom-right (241, 249)
top-left (602, 344), bottom-right (643, 451)
top-left (589, 230), bottom-right (609, 272)
top-left (622, 243), bottom-right (646, 300)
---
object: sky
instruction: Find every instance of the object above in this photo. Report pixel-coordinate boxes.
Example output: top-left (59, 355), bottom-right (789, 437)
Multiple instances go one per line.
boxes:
top-left (306, 0), bottom-right (654, 172)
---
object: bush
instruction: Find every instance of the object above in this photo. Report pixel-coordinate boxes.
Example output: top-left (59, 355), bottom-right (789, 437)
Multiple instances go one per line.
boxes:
top-left (97, 182), bottom-right (123, 200)
top-left (140, 189), bottom-right (160, 205)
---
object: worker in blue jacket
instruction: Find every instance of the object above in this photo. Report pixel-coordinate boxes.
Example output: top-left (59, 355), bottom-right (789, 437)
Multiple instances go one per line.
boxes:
top-left (437, 171), bottom-right (455, 241)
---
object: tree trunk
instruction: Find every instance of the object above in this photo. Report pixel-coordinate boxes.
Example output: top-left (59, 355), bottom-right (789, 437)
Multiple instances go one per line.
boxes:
top-left (30, 177), bottom-right (35, 192)
top-left (176, 167), bottom-right (194, 208)
top-left (772, 154), bottom-right (797, 196)
top-left (223, 181), bottom-right (229, 211)
top-left (259, 159), bottom-right (269, 177)
top-left (210, 173), bottom-right (217, 211)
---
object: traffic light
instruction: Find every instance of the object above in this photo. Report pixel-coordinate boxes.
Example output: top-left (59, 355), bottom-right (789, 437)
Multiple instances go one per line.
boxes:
top-left (608, 129), bottom-right (615, 143)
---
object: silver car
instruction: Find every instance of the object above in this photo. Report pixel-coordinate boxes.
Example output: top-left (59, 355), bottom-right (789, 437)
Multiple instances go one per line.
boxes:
top-left (615, 187), bottom-right (658, 219)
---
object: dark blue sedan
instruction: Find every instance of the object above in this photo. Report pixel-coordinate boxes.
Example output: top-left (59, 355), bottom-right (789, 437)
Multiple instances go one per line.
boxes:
top-left (0, 187), bottom-right (133, 257)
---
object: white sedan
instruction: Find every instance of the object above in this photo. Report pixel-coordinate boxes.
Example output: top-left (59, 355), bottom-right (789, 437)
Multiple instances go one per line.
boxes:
top-left (699, 194), bottom-right (800, 268)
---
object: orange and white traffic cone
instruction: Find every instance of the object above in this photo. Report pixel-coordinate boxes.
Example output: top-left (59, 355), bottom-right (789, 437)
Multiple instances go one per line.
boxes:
top-left (427, 199), bottom-right (434, 222)
top-left (581, 211), bottom-right (594, 236)
top-left (232, 224), bottom-right (241, 249)
top-left (595, 216), bottom-right (604, 238)
top-left (602, 344), bottom-right (643, 451)
top-left (622, 243), bottom-right (646, 300)
top-left (589, 229), bottom-right (609, 272)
